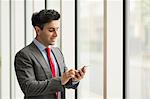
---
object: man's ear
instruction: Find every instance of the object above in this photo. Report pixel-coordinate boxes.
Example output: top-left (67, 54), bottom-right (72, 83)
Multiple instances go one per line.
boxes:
top-left (34, 26), bottom-right (41, 35)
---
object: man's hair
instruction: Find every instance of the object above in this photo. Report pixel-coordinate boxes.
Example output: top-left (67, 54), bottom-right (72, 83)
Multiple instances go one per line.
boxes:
top-left (31, 9), bottom-right (60, 30)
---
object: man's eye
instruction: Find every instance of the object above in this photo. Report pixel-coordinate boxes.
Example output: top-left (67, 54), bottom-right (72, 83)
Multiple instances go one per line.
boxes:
top-left (48, 28), bottom-right (59, 32)
top-left (49, 29), bottom-right (55, 32)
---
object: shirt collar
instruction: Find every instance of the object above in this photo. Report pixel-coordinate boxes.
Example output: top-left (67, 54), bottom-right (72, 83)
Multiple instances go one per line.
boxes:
top-left (33, 39), bottom-right (51, 52)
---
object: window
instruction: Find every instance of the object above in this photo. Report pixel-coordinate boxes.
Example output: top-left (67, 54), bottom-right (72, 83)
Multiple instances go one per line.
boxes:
top-left (77, 0), bottom-right (104, 98)
top-left (126, 0), bottom-right (150, 98)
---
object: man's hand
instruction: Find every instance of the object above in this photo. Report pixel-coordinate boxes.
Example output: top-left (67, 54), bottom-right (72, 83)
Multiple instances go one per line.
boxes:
top-left (61, 69), bottom-right (75, 85)
top-left (72, 66), bottom-right (87, 82)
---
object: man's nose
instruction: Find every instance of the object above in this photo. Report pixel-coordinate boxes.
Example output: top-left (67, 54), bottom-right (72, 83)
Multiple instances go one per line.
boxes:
top-left (53, 31), bottom-right (57, 37)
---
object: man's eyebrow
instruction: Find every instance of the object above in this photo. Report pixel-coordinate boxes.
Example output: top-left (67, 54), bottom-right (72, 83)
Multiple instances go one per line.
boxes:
top-left (48, 27), bottom-right (59, 29)
top-left (48, 27), bottom-right (55, 29)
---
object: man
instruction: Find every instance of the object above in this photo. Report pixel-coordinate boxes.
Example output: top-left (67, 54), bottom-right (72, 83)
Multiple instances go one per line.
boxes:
top-left (14, 9), bottom-right (86, 99)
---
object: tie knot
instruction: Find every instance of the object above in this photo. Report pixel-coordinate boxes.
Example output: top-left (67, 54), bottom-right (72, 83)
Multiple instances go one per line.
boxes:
top-left (45, 47), bottom-right (51, 54)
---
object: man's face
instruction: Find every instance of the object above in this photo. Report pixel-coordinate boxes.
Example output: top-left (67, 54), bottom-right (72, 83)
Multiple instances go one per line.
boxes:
top-left (36, 20), bottom-right (60, 46)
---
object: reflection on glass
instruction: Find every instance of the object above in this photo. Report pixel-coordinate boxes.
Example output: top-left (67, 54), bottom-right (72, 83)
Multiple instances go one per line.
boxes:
top-left (77, 0), bottom-right (103, 99)
top-left (127, 0), bottom-right (150, 99)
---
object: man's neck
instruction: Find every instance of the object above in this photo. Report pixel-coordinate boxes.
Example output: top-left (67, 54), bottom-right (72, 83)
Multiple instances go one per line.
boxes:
top-left (35, 37), bottom-right (49, 47)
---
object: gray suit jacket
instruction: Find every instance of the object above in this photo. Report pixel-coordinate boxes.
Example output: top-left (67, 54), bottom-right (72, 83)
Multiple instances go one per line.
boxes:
top-left (14, 42), bottom-right (79, 99)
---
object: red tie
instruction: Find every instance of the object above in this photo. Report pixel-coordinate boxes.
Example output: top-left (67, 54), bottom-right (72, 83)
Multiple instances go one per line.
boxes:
top-left (45, 48), bottom-right (56, 77)
top-left (45, 48), bottom-right (58, 99)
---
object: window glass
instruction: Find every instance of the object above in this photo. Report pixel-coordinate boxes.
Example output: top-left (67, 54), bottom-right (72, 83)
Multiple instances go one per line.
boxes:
top-left (127, 0), bottom-right (150, 99)
top-left (77, 0), bottom-right (104, 98)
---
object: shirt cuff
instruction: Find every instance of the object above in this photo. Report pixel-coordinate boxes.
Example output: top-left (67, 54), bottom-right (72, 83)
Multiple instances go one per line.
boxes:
top-left (72, 81), bottom-right (79, 85)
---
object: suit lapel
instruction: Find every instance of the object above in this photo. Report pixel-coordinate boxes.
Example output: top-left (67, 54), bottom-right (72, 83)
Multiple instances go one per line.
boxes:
top-left (29, 42), bottom-right (52, 79)
top-left (51, 47), bottom-right (64, 75)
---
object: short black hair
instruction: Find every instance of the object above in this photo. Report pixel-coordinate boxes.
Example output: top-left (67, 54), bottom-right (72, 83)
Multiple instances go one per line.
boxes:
top-left (31, 9), bottom-right (60, 30)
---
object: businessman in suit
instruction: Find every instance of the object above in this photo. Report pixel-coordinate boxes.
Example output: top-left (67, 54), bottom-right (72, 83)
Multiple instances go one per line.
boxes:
top-left (14, 9), bottom-right (86, 99)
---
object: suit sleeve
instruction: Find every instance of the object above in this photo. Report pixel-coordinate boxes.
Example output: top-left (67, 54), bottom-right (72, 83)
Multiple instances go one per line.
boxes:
top-left (14, 51), bottom-right (64, 97)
